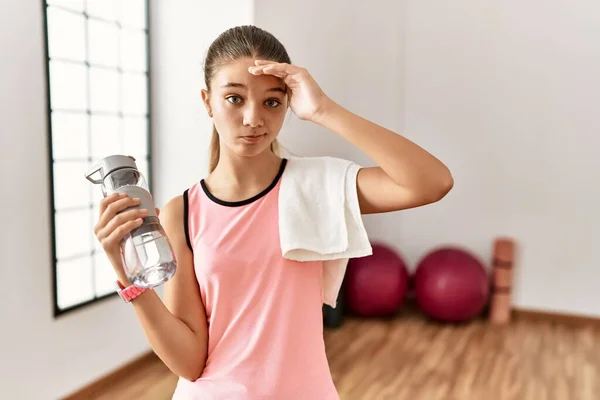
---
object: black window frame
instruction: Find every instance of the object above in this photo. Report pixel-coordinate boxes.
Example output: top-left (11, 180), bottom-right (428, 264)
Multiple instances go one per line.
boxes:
top-left (41, 0), bottom-right (154, 317)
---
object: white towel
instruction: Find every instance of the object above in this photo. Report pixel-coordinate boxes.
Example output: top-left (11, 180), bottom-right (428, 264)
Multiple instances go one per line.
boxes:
top-left (278, 156), bottom-right (373, 308)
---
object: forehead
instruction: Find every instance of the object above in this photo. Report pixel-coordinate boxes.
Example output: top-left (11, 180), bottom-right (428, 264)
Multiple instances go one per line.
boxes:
top-left (212, 57), bottom-right (284, 90)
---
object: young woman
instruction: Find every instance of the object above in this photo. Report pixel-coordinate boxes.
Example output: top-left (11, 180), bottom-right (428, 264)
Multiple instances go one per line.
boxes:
top-left (94, 25), bottom-right (453, 399)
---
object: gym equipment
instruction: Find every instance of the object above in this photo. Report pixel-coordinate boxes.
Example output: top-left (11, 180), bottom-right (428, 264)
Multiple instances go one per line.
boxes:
top-left (414, 246), bottom-right (489, 323)
top-left (344, 243), bottom-right (409, 317)
top-left (489, 237), bottom-right (516, 324)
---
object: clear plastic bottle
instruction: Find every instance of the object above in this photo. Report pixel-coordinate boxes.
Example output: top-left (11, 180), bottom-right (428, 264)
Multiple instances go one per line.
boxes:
top-left (85, 155), bottom-right (176, 288)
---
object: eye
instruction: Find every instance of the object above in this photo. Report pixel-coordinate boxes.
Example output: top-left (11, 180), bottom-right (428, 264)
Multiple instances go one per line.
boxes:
top-left (265, 99), bottom-right (281, 108)
top-left (226, 95), bottom-right (243, 104)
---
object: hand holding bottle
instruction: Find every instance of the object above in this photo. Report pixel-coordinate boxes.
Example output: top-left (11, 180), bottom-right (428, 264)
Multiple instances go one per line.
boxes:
top-left (94, 193), bottom-right (150, 282)
top-left (86, 155), bottom-right (176, 288)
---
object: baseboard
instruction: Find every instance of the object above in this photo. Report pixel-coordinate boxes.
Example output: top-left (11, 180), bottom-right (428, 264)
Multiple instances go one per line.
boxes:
top-left (513, 307), bottom-right (600, 329)
top-left (62, 350), bottom-right (157, 400)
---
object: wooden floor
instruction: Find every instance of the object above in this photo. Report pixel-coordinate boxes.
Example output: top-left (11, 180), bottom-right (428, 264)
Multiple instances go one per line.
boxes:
top-left (80, 311), bottom-right (600, 400)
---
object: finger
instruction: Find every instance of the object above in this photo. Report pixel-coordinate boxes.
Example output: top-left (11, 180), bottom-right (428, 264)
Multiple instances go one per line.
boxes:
top-left (95, 196), bottom-right (141, 233)
top-left (99, 192), bottom-right (128, 217)
top-left (265, 62), bottom-right (300, 74)
top-left (249, 65), bottom-right (288, 79)
top-left (155, 208), bottom-right (160, 217)
top-left (254, 59), bottom-right (277, 66)
top-left (96, 208), bottom-right (147, 244)
top-left (250, 62), bottom-right (299, 76)
top-left (98, 207), bottom-right (148, 241)
top-left (248, 65), bottom-right (276, 74)
top-left (102, 218), bottom-right (145, 248)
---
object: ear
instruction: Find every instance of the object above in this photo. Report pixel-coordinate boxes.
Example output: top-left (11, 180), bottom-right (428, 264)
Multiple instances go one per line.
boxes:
top-left (201, 89), bottom-right (212, 117)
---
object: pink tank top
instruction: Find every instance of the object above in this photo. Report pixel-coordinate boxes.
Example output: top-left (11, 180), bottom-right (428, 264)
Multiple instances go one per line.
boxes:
top-left (171, 159), bottom-right (339, 400)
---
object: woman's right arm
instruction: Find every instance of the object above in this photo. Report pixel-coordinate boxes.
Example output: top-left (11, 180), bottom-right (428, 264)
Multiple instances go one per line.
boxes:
top-left (94, 193), bottom-right (208, 382)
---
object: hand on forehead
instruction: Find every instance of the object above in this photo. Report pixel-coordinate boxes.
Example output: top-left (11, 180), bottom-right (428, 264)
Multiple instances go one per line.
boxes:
top-left (213, 58), bottom-right (287, 93)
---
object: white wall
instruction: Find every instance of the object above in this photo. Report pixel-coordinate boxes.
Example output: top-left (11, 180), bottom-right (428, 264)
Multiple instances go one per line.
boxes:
top-left (402, 0), bottom-right (600, 316)
top-left (256, 1), bottom-right (600, 317)
top-left (0, 2), bottom-right (148, 398)
top-left (151, 0), bottom-right (254, 206)
top-left (255, 0), bottom-right (404, 164)
top-left (0, 1), bottom-right (252, 399)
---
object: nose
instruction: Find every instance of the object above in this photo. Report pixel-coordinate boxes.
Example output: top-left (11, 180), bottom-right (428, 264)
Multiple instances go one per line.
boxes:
top-left (242, 102), bottom-right (264, 128)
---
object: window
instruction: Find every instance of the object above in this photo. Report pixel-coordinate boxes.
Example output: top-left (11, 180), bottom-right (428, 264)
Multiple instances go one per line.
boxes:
top-left (42, 0), bottom-right (152, 316)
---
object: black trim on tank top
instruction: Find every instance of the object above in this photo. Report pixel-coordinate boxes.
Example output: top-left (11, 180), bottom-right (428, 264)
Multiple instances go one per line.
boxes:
top-left (200, 158), bottom-right (288, 207)
top-left (183, 188), bottom-right (193, 252)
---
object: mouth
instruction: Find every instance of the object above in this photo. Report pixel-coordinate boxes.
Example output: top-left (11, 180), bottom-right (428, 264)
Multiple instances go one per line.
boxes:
top-left (241, 133), bottom-right (266, 143)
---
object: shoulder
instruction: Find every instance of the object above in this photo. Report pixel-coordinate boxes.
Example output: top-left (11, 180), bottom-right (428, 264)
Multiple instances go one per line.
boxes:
top-left (284, 155), bottom-right (359, 174)
top-left (162, 194), bottom-right (184, 215)
top-left (159, 182), bottom-right (202, 218)
top-left (282, 156), bottom-right (362, 187)
top-left (159, 195), bottom-right (185, 238)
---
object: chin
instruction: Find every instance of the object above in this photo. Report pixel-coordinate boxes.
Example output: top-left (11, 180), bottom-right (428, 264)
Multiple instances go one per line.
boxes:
top-left (233, 139), bottom-right (275, 158)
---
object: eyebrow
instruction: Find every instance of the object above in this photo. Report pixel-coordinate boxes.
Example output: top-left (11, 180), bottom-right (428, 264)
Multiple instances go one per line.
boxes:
top-left (221, 82), bottom-right (286, 94)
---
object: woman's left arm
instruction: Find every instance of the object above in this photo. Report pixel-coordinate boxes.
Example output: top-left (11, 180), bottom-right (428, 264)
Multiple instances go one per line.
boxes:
top-left (250, 61), bottom-right (454, 214)
top-left (314, 99), bottom-right (454, 214)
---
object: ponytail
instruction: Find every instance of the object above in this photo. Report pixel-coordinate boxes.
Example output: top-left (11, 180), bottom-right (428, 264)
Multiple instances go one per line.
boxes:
top-left (208, 124), bottom-right (220, 173)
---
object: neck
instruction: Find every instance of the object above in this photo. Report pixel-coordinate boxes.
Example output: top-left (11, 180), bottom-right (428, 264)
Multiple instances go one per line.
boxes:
top-left (209, 147), bottom-right (282, 191)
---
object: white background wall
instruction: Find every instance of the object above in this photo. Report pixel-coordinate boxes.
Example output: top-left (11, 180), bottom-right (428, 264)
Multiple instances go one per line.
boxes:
top-left (402, 0), bottom-right (599, 316)
top-left (0, 1), bottom-right (252, 399)
top-left (150, 0), bottom-right (254, 205)
top-left (1, 0), bottom-right (598, 398)
top-left (257, 0), bottom-right (600, 317)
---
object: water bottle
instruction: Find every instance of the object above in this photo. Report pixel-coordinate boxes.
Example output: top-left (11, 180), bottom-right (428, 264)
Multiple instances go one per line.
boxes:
top-left (85, 155), bottom-right (177, 288)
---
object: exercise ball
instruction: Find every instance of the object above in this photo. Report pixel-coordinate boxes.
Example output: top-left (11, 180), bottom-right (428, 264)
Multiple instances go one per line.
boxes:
top-left (345, 243), bottom-right (409, 317)
top-left (414, 247), bottom-right (490, 323)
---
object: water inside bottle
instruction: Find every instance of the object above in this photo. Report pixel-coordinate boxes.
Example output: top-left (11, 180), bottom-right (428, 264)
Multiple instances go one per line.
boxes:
top-left (123, 230), bottom-right (177, 288)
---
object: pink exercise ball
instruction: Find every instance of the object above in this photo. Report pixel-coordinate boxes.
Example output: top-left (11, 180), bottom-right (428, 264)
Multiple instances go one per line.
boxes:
top-left (414, 247), bottom-right (490, 323)
top-left (345, 243), bottom-right (409, 317)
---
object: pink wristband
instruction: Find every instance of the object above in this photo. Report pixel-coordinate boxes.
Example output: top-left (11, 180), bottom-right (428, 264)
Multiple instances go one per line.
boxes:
top-left (115, 280), bottom-right (147, 303)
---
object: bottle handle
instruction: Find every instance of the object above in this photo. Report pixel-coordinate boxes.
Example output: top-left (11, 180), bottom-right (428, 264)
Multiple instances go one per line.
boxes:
top-left (85, 162), bottom-right (103, 184)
